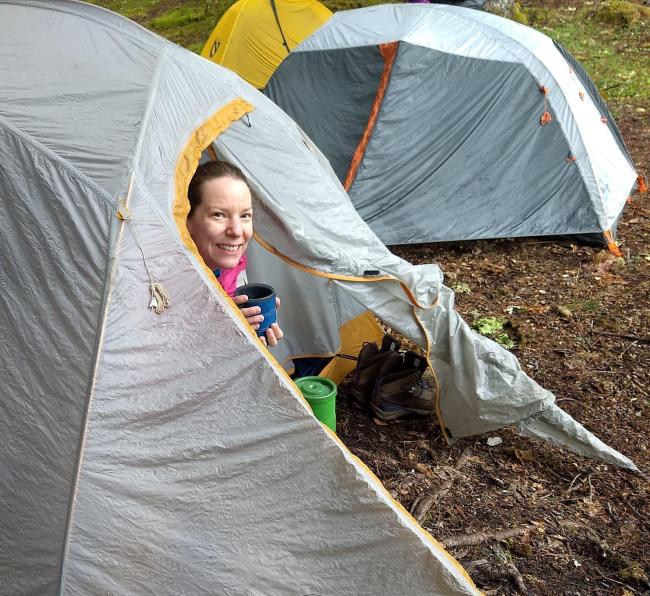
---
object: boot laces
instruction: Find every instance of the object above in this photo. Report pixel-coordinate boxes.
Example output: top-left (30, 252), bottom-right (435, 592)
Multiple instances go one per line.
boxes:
top-left (406, 375), bottom-right (432, 396)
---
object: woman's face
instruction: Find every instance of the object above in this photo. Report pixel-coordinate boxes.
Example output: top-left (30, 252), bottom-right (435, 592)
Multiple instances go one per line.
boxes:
top-left (187, 175), bottom-right (253, 270)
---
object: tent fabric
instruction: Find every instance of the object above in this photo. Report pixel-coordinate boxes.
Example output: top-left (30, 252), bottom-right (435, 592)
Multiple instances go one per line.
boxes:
top-left (429, 0), bottom-right (485, 7)
top-left (200, 0), bottom-right (332, 88)
top-left (552, 39), bottom-right (634, 170)
top-left (0, 1), bottom-right (636, 594)
top-left (0, 1), bottom-right (477, 593)
top-left (264, 3), bottom-right (639, 246)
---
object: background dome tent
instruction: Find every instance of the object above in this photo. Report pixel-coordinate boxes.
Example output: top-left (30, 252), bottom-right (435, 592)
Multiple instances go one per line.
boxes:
top-left (264, 3), bottom-right (643, 250)
top-left (0, 0), bottom-right (636, 593)
top-left (200, 0), bottom-right (332, 89)
top-left (420, 0), bottom-right (486, 7)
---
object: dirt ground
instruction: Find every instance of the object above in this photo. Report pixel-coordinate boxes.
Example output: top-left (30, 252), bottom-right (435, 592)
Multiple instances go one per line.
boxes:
top-left (335, 102), bottom-right (649, 592)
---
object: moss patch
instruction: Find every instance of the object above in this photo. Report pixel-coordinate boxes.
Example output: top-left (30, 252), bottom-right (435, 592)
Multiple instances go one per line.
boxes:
top-left (593, 0), bottom-right (650, 28)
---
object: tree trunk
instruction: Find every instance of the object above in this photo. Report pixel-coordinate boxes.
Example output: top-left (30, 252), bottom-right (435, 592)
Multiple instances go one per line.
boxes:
top-left (483, 0), bottom-right (515, 17)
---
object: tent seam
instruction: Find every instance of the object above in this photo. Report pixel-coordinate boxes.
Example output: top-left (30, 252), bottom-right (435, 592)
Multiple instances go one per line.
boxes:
top-left (219, 0), bottom-right (253, 64)
top-left (213, 135), bottom-right (436, 301)
top-left (0, 114), bottom-right (114, 207)
top-left (56, 48), bottom-right (171, 593)
top-left (252, 231), bottom-right (440, 310)
top-left (319, 425), bottom-right (480, 593)
top-left (54, 202), bottom-right (117, 596)
top-left (344, 41), bottom-right (399, 192)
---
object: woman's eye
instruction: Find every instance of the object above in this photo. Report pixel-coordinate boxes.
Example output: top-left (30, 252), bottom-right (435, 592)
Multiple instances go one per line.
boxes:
top-left (241, 213), bottom-right (253, 220)
top-left (211, 212), bottom-right (224, 218)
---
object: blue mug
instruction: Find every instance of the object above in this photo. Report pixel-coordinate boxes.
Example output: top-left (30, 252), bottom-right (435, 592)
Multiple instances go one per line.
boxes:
top-left (234, 283), bottom-right (277, 337)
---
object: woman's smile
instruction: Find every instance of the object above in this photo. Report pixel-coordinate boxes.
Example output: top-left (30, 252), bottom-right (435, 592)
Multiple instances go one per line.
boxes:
top-left (217, 243), bottom-right (243, 252)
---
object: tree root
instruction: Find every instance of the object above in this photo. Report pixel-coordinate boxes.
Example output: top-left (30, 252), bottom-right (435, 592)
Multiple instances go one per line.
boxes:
top-left (442, 525), bottom-right (532, 548)
top-left (410, 447), bottom-right (471, 523)
top-left (465, 559), bottom-right (527, 594)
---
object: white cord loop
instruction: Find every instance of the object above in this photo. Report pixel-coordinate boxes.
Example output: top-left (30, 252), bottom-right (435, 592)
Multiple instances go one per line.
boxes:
top-left (117, 198), bottom-right (170, 314)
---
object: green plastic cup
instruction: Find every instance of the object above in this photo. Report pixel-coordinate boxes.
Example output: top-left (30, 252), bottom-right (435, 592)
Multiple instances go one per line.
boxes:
top-left (295, 376), bottom-right (337, 432)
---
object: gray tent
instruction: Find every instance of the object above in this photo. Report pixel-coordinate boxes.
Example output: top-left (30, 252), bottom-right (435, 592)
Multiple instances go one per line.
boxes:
top-left (0, 1), bottom-right (635, 594)
top-left (265, 3), bottom-right (640, 248)
top-left (431, 0), bottom-right (485, 8)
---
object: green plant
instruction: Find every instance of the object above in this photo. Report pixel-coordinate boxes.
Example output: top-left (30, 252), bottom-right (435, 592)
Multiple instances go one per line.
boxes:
top-left (322, 0), bottom-right (386, 11)
top-left (453, 282), bottom-right (471, 294)
top-left (474, 317), bottom-right (505, 336)
top-left (150, 7), bottom-right (203, 29)
top-left (472, 317), bottom-right (515, 349)
top-left (579, 299), bottom-right (600, 312)
top-left (521, 7), bottom-right (555, 27)
top-left (512, 2), bottom-right (528, 25)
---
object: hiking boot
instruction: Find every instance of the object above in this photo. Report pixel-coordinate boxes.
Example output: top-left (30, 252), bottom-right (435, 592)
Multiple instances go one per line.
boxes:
top-left (349, 334), bottom-right (401, 405)
top-left (370, 351), bottom-right (436, 421)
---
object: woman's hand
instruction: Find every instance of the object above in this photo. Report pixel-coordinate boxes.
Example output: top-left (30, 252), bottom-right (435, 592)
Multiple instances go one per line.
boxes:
top-left (232, 295), bottom-right (284, 347)
top-left (262, 322), bottom-right (284, 347)
top-left (232, 294), bottom-right (264, 328)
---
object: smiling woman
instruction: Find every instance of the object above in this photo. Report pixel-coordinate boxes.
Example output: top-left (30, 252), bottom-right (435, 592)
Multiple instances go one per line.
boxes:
top-left (187, 161), bottom-right (252, 278)
top-left (186, 160), bottom-right (284, 346)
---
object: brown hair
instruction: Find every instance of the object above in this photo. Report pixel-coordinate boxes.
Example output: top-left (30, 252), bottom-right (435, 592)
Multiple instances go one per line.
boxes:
top-left (187, 160), bottom-right (251, 219)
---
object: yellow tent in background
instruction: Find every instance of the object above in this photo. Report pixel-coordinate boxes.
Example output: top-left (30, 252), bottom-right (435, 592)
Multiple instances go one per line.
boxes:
top-left (201, 0), bottom-right (332, 89)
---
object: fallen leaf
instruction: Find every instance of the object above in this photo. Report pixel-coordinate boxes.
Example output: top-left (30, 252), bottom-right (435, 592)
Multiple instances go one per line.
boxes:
top-left (546, 537), bottom-right (565, 551)
top-left (527, 305), bottom-right (550, 314)
top-left (531, 521), bottom-right (546, 535)
top-left (619, 562), bottom-right (648, 582)
top-left (593, 251), bottom-right (625, 275)
top-left (481, 259), bottom-right (506, 274)
top-left (598, 273), bottom-right (627, 286)
top-left (512, 542), bottom-right (533, 557)
top-left (514, 448), bottom-right (535, 463)
top-left (453, 282), bottom-right (471, 294)
top-left (414, 463), bottom-right (434, 478)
